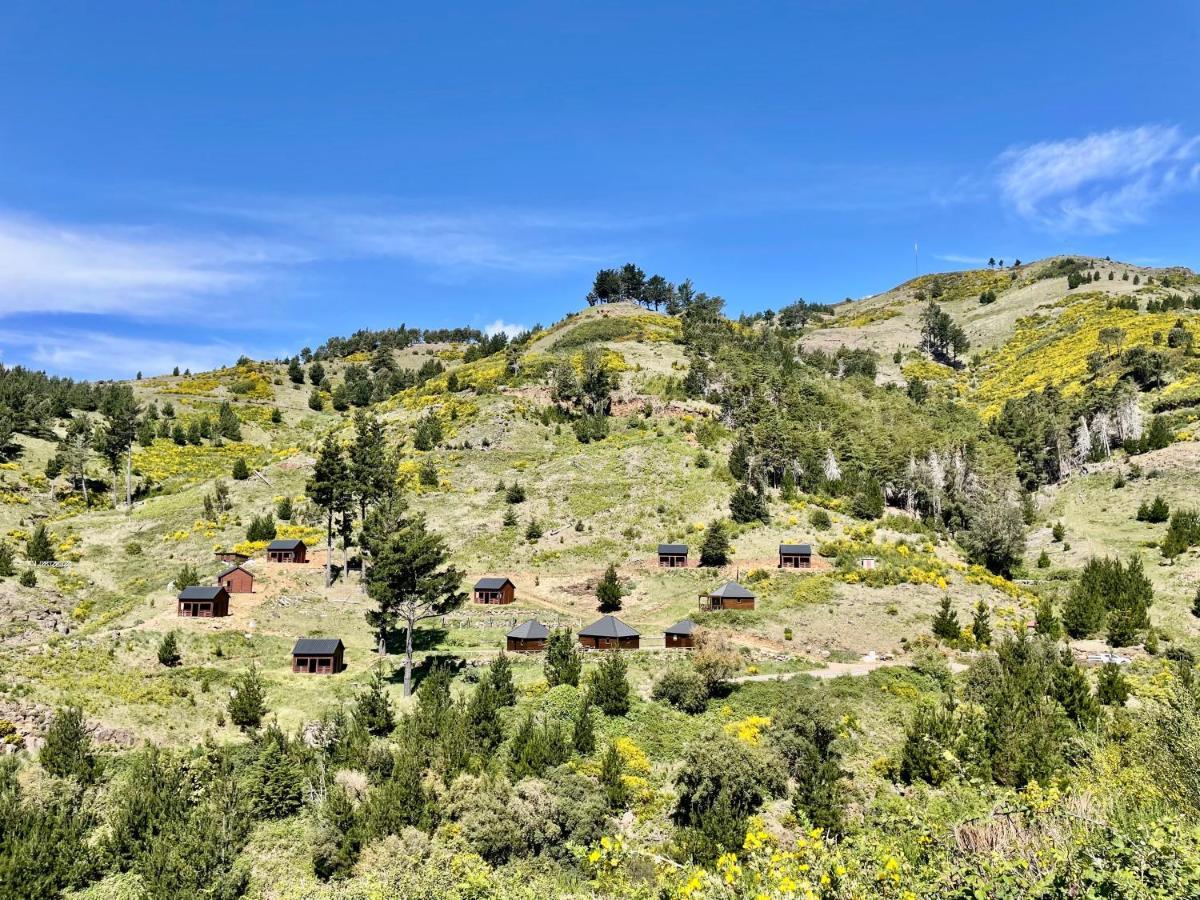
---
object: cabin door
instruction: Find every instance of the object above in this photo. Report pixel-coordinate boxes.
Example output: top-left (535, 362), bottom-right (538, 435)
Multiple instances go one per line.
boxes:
top-left (307, 658), bottom-right (317, 674)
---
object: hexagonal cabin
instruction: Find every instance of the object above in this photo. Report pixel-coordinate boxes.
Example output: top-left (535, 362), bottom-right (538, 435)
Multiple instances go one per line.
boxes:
top-left (217, 564), bottom-right (254, 594)
top-left (506, 619), bottom-right (549, 653)
top-left (291, 638), bottom-right (345, 674)
top-left (700, 581), bottom-right (756, 611)
top-left (664, 618), bottom-right (697, 648)
top-left (177, 585), bottom-right (230, 618)
top-left (578, 615), bottom-right (640, 650)
top-left (474, 577), bottom-right (516, 604)
top-left (267, 539), bottom-right (307, 563)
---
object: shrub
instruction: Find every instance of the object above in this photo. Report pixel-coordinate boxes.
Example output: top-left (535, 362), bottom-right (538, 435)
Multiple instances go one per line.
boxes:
top-left (808, 508), bottom-right (832, 531)
top-left (228, 666), bottom-right (267, 731)
top-left (652, 667), bottom-right (708, 713)
top-left (232, 458), bottom-right (251, 480)
top-left (276, 496), bottom-right (294, 520)
top-left (590, 652), bottom-right (631, 716)
top-left (0, 542), bottom-right (13, 577)
top-left (157, 631), bottom-right (181, 667)
top-left (39, 707), bottom-right (95, 782)
top-left (1097, 663), bottom-right (1129, 706)
top-left (26, 525), bottom-right (54, 563)
top-left (1137, 495), bottom-right (1170, 523)
top-left (1036, 549), bottom-right (1051, 568)
top-left (18, 569), bottom-right (35, 587)
top-left (246, 513), bottom-right (277, 542)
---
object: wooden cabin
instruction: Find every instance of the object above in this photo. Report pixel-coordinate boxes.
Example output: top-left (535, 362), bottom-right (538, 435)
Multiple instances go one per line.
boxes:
top-left (664, 619), bottom-right (697, 649)
top-left (506, 619), bottom-right (549, 653)
top-left (291, 637), bottom-right (345, 674)
top-left (578, 615), bottom-right (640, 650)
top-left (778, 543), bottom-right (813, 569)
top-left (474, 577), bottom-right (516, 604)
top-left (267, 539), bottom-right (307, 563)
top-left (657, 543), bottom-right (689, 567)
top-left (177, 585), bottom-right (229, 618)
top-left (700, 581), bottom-right (756, 611)
top-left (217, 564), bottom-right (254, 594)
top-left (216, 550), bottom-right (250, 564)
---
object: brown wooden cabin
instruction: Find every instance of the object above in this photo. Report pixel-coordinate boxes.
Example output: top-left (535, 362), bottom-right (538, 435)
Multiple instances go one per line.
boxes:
top-left (177, 585), bottom-right (230, 618)
top-left (657, 543), bottom-right (689, 567)
top-left (700, 581), bottom-right (756, 611)
top-left (217, 564), bottom-right (254, 594)
top-left (291, 637), bottom-right (345, 674)
top-left (578, 615), bottom-right (640, 650)
top-left (506, 619), bottom-right (549, 653)
top-left (474, 577), bottom-right (516, 605)
top-left (267, 539), bottom-right (307, 563)
top-left (216, 550), bottom-right (250, 564)
top-left (779, 543), bottom-right (813, 569)
top-left (664, 618), bottom-right (697, 649)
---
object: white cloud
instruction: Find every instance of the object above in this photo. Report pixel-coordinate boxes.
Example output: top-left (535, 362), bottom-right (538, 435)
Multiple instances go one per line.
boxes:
top-left (934, 253), bottom-right (987, 265)
top-left (0, 328), bottom-right (251, 380)
top-left (0, 213), bottom-right (302, 317)
top-left (482, 319), bottom-right (527, 338)
top-left (998, 125), bottom-right (1200, 233)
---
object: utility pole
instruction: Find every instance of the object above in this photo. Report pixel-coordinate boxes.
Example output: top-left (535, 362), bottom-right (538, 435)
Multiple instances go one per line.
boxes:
top-left (914, 241), bottom-right (919, 278)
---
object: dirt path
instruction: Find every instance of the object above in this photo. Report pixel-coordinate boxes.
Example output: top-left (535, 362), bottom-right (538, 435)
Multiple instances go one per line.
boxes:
top-left (732, 659), bottom-right (968, 683)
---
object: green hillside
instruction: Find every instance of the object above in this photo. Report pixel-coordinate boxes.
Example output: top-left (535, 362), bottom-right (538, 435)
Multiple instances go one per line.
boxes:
top-left (4, 261), bottom-right (1200, 897)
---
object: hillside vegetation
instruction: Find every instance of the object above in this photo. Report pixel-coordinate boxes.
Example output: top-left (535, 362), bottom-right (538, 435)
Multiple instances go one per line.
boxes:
top-left (3, 258), bottom-right (1200, 896)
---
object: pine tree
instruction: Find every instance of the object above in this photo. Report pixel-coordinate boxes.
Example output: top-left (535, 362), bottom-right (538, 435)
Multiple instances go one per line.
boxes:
top-left (307, 434), bottom-right (350, 589)
top-left (1034, 595), bottom-right (1062, 640)
top-left (729, 483), bottom-right (769, 524)
top-left (465, 673), bottom-right (504, 752)
top-left (488, 652), bottom-right (516, 707)
top-left (502, 507), bottom-right (518, 527)
top-left (590, 652), bottom-right (631, 716)
top-left (572, 695), bottom-right (596, 754)
top-left (232, 458), bottom-right (250, 480)
top-left (287, 357), bottom-right (305, 384)
top-left (1053, 652), bottom-right (1099, 730)
top-left (26, 524), bottom-right (55, 563)
top-left (1096, 663), bottom-right (1129, 706)
top-left (0, 541), bottom-right (13, 577)
top-left (544, 628), bottom-right (582, 687)
top-left (599, 742), bottom-right (628, 808)
top-left (699, 519), bottom-right (730, 567)
top-left (276, 496), bottom-right (294, 521)
top-left (228, 666), bottom-right (267, 731)
top-left (353, 665), bottom-right (395, 736)
top-left (39, 707), bottom-right (95, 782)
top-left (362, 509), bottom-right (465, 696)
top-left (596, 563), bottom-right (623, 612)
top-left (971, 601), bottom-right (992, 646)
top-left (1052, 521), bottom-right (1065, 542)
top-left (156, 631), bottom-right (181, 667)
top-left (216, 401), bottom-right (242, 440)
top-left (931, 595), bottom-right (960, 641)
top-left (308, 361), bottom-right (325, 386)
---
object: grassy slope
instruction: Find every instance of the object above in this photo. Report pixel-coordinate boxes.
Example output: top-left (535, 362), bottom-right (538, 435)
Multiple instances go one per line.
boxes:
top-left (2, 267), bottom-right (1199, 747)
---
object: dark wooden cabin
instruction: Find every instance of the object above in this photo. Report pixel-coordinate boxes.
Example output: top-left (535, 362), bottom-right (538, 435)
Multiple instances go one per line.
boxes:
top-left (217, 564), bottom-right (254, 594)
top-left (177, 585), bottom-right (230, 618)
top-left (474, 577), bottom-right (516, 605)
top-left (267, 539), bottom-right (307, 563)
top-left (664, 619), bottom-right (697, 649)
top-left (216, 550), bottom-right (250, 564)
top-left (291, 637), bottom-right (345, 674)
top-left (700, 581), bottom-right (756, 611)
top-left (778, 543), bottom-right (813, 569)
top-left (506, 619), bottom-right (549, 653)
top-left (578, 615), bottom-right (640, 650)
top-left (657, 543), bottom-right (689, 567)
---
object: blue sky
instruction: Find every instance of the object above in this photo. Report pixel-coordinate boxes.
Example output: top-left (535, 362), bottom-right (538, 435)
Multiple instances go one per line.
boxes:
top-left (0, 1), bottom-right (1197, 378)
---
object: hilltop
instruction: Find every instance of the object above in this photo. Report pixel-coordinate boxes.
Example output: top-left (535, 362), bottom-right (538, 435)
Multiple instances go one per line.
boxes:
top-left (5, 257), bottom-right (1200, 896)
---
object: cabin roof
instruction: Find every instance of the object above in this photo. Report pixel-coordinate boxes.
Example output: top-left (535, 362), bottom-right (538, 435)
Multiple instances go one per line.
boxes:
top-left (178, 585), bottom-right (225, 601)
top-left (658, 543), bottom-right (688, 555)
top-left (664, 618), bottom-right (697, 636)
top-left (292, 637), bottom-right (344, 656)
top-left (507, 619), bottom-right (549, 640)
top-left (710, 581), bottom-right (756, 599)
top-left (474, 577), bottom-right (514, 590)
top-left (779, 543), bottom-right (813, 555)
top-left (579, 615), bottom-right (640, 639)
top-left (217, 564), bottom-right (253, 579)
top-left (267, 539), bottom-right (305, 551)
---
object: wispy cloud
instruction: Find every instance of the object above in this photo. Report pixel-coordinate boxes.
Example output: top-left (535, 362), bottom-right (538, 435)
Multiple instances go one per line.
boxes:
top-left (188, 198), bottom-right (630, 274)
top-left (0, 328), bottom-right (254, 380)
top-left (0, 213), bottom-right (302, 317)
top-left (998, 125), bottom-right (1200, 233)
top-left (934, 253), bottom-right (987, 266)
